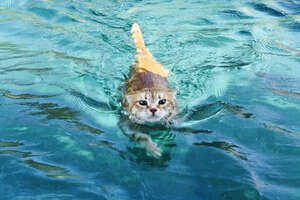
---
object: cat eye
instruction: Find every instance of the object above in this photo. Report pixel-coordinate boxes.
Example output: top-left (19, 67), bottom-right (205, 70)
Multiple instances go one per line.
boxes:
top-left (158, 99), bottom-right (166, 105)
top-left (138, 100), bottom-right (148, 106)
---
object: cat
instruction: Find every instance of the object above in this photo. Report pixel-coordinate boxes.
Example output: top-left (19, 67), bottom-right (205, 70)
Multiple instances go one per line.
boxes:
top-left (122, 23), bottom-right (177, 157)
top-left (124, 23), bottom-right (177, 123)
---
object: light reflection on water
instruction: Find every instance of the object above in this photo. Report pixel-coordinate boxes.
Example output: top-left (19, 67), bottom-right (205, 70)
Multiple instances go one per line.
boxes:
top-left (0, 0), bottom-right (300, 199)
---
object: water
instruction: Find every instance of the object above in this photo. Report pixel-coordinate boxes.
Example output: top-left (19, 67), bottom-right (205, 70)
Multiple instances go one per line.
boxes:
top-left (0, 0), bottom-right (300, 199)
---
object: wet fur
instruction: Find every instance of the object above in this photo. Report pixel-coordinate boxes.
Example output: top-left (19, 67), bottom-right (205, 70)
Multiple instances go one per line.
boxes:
top-left (121, 23), bottom-right (177, 157)
top-left (123, 23), bottom-right (177, 123)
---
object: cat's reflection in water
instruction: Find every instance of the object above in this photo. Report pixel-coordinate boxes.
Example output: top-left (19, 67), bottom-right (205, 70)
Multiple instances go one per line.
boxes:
top-left (118, 115), bottom-right (175, 160)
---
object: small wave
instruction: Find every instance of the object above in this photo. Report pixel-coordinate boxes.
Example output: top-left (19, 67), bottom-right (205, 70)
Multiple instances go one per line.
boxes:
top-left (193, 141), bottom-right (248, 161)
top-left (250, 3), bottom-right (286, 17)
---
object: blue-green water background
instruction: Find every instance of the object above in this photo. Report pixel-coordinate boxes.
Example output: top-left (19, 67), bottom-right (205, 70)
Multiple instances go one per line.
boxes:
top-left (1, 0), bottom-right (300, 199)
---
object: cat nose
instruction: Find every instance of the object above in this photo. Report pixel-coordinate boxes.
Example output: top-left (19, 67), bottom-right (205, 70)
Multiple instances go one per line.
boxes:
top-left (150, 108), bottom-right (157, 114)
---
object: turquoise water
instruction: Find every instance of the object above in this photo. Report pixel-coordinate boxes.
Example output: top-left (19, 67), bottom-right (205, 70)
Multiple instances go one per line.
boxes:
top-left (1, 0), bottom-right (300, 199)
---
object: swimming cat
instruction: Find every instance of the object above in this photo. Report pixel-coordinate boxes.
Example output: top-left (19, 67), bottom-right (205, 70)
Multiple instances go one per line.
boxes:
top-left (124, 23), bottom-right (177, 123)
top-left (122, 23), bottom-right (177, 157)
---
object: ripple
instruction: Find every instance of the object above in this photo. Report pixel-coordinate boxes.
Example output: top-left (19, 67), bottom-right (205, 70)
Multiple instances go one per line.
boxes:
top-left (221, 10), bottom-right (253, 19)
top-left (263, 123), bottom-right (293, 134)
top-left (193, 141), bottom-right (248, 161)
top-left (1, 66), bottom-right (52, 74)
top-left (18, 101), bottom-right (103, 134)
top-left (285, 21), bottom-right (300, 32)
top-left (74, 121), bottom-right (103, 134)
top-left (184, 101), bottom-right (225, 121)
top-left (88, 140), bottom-right (125, 158)
top-left (182, 101), bottom-right (253, 122)
top-left (0, 150), bottom-right (34, 158)
top-left (48, 50), bottom-right (92, 66)
top-left (1, 90), bottom-right (54, 99)
top-left (28, 7), bottom-right (58, 19)
top-left (0, 140), bottom-right (23, 147)
top-left (173, 127), bottom-right (213, 134)
top-left (250, 3), bottom-right (286, 17)
top-left (20, 102), bottom-right (78, 120)
top-left (221, 188), bottom-right (264, 200)
top-left (270, 88), bottom-right (300, 99)
top-left (224, 104), bottom-right (253, 119)
top-left (278, 0), bottom-right (300, 15)
top-left (21, 159), bottom-right (77, 179)
top-left (67, 89), bottom-right (115, 111)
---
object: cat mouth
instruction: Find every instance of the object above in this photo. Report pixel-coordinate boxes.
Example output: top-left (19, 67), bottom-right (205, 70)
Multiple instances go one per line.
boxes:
top-left (151, 114), bottom-right (158, 118)
top-left (150, 115), bottom-right (160, 121)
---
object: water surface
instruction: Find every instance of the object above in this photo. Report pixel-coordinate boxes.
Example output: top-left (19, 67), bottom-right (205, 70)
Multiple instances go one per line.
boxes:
top-left (0, 0), bottom-right (300, 199)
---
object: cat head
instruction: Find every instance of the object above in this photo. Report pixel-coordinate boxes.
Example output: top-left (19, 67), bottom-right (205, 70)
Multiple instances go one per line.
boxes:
top-left (124, 89), bottom-right (177, 123)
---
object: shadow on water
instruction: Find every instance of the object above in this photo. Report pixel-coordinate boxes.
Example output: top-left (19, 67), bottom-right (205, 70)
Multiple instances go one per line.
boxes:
top-left (224, 104), bottom-right (253, 119)
top-left (0, 41), bottom-right (92, 70)
top-left (0, 42), bottom-right (29, 55)
top-left (89, 137), bottom-right (172, 167)
top-left (19, 101), bottom-right (103, 134)
top-left (1, 66), bottom-right (52, 74)
top-left (88, 8), bottom-right (131, 31)
top-left (221, 10), bottom-right (253, 20)
top-left (20, 102), bottom-right (78, 120)
top-left (1, 90), bottom-right (54, 99)
top-left (270, 88), bottom-right (300, 99)
top-left (175, 101), bottom-right (225, 122)
top-left (0, 140), bottom-right (74, 178)
top-left (173, 126), bottom-right (212, 134)
top-left (221, 187), bottom-right (266, 200)
top-left (88, 140), bottom-right (119, 152)
top-left (250, 2), bottom-right (286, 17)
top-left (89, 140), bottom-right (127, 161)
top-left (0, 52), bottom-right (48, 62)
top-left (193, 141), bottom-right (248, 161)
top-left (117, 116), bottom-right (174, 167)
top-left (48, 50), bottom-right (92, 66)
top-left (0, 149), bottom-right (34, 158)
top-left (127, 146), bottom-right (172, 168)
top-left (200, 60), bottom-right (252, 71)
top-left (181, 101), bottom-right (253, 122)
top-left (1, 90), bottom-right (104, 135)
top-left (263, 123), bottom-right (293, 134)
top-left (0, 140), bottom-right (23, 147)
top-left (0, 141), bottom-right (33, 158)
top-left (21, 159), bottom-right (77, 179)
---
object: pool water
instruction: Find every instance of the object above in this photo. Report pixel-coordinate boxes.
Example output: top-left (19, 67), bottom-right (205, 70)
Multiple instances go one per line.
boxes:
top-left (1, 0), bottom-right (300, 199)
